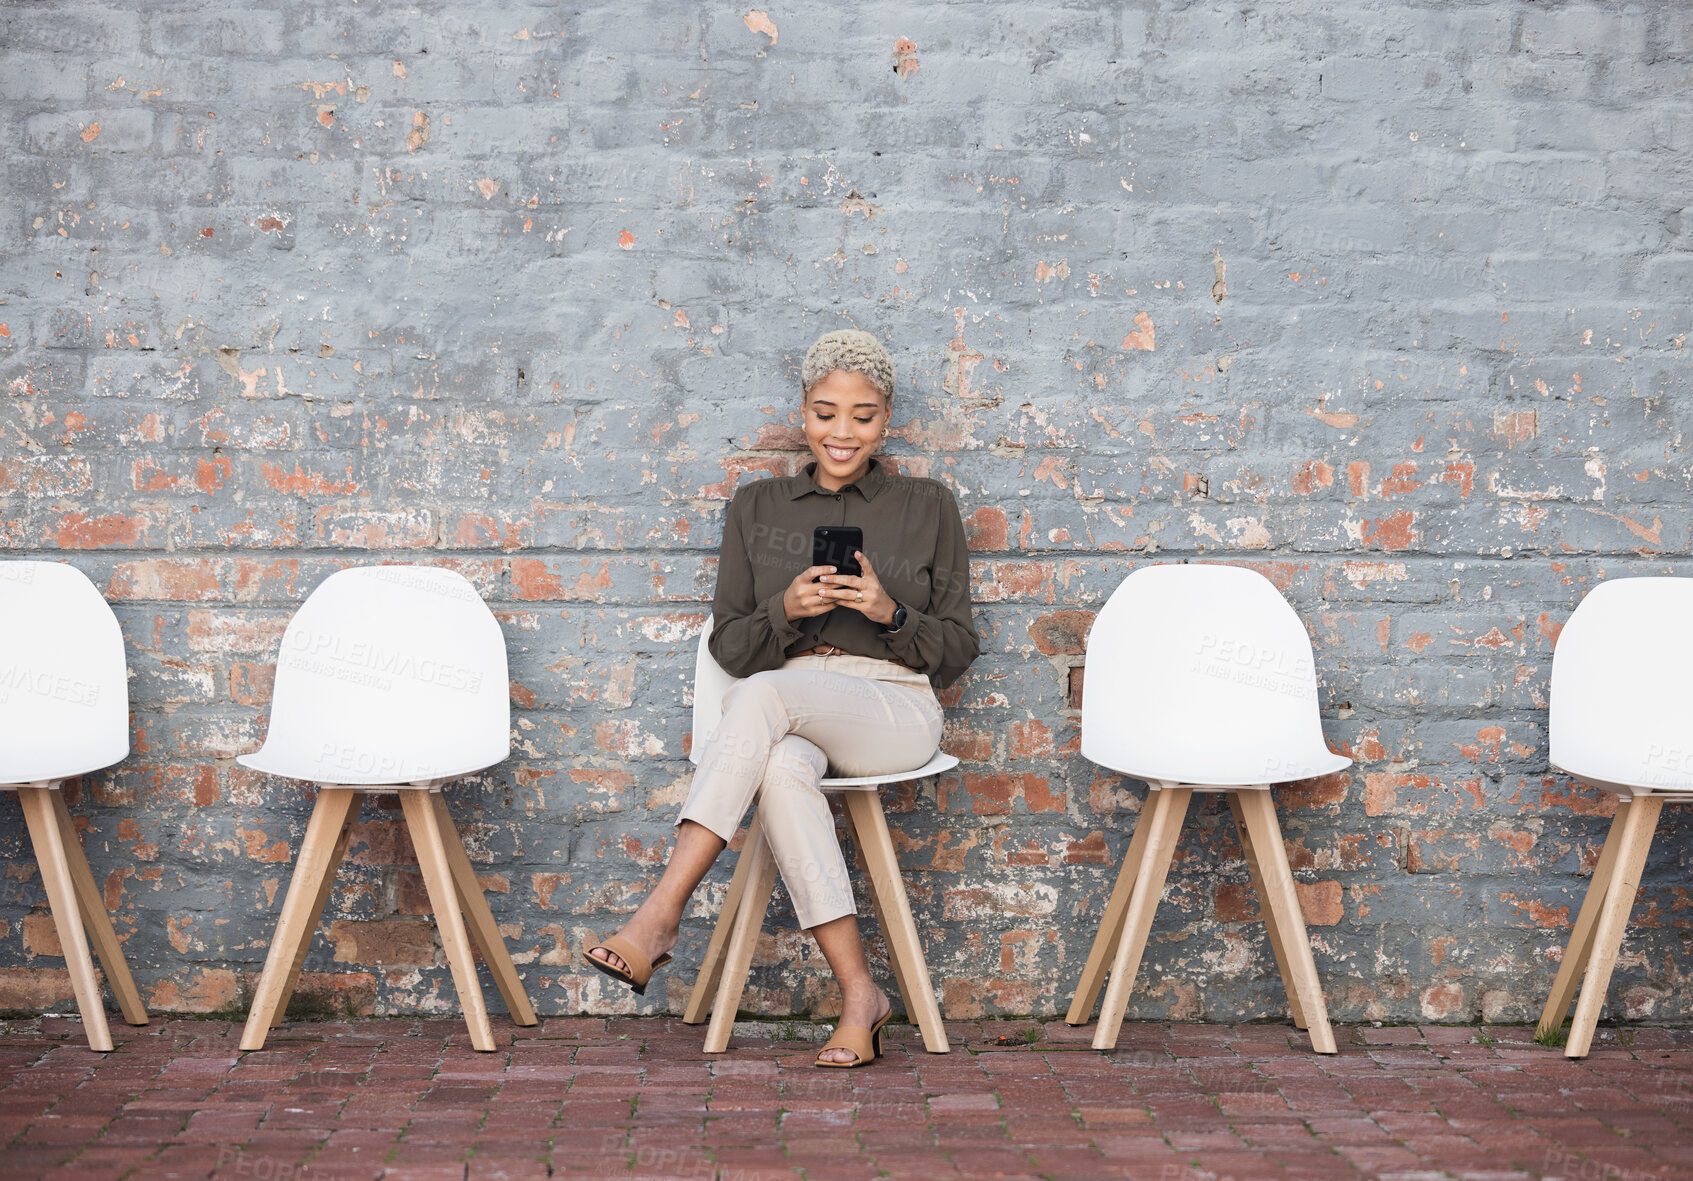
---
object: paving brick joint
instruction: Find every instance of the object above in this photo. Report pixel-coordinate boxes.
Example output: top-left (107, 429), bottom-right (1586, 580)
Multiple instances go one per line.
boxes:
top-left (2, 0), bottom-right (1692, 1030)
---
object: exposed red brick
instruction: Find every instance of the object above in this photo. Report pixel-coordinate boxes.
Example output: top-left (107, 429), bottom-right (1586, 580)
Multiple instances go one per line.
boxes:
top-left (1295, 880), bottom-right (1343, 925)
top-left (1007, 719), bottom-right (1055, 760)
top-left (108, 559), bottom-right (221, 601)
top-left (1062, 831), bottom-right (1109, 865)
top-left (327, 920), bottom-right (437, 966)
top-left (1028, 611), bottom-right (1094, 655)
top-left (1360, 509), bottom-right (1417, 551)
top-left (1291, 459), bottom-right (1334, 494)
top-left (0, 967), bottom-right (78, 1010)
top-left (148, 967), bottom-right (240, 1013)
top-left (964, 505), bottom-right (1009, 550)
top-left (51, 510), bottom-right (154, 549)
top-left (1214, 883), bottom-right (1256, 923)
top-left (22, 913), bottom-right (62, 958)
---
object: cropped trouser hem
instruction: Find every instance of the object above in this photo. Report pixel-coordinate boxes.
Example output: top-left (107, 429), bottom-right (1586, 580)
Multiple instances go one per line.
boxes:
top-left (678, 654), bottom-right (943, 929)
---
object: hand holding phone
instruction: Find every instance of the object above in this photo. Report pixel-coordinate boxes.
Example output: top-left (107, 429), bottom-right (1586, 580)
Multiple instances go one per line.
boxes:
top-left (813, 531), bottom-right (898, 628)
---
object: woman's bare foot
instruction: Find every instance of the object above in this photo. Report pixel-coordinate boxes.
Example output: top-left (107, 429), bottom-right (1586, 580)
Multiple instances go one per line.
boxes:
top-left (817, 982), bottom-right (891, 1065)
top-left (588, 902), bottom-right (679, 976)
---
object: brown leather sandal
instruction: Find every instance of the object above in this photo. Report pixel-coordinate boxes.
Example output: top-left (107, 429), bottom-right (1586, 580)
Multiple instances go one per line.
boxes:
top-left (814, 1008), bottom-right (893, 1068)
top-left (584, 934), bottom-right (672, 996)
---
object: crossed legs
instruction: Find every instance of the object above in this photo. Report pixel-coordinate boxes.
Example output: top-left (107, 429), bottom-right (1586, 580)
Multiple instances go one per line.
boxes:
top-left (590, 667), bottom-right (940, 1062)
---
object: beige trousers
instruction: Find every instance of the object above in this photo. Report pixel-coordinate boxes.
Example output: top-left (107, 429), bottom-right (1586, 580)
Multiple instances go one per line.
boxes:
top-left (678, 653), bottom-right (944, 929)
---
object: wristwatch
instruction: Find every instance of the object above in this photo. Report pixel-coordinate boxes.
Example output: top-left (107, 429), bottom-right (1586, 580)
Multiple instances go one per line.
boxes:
top-left (886, 601), bottom-right (907, 632)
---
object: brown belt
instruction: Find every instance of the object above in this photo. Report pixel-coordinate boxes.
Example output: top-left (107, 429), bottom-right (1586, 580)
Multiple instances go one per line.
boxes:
top-left (792, 643), bottom-right (921, 674)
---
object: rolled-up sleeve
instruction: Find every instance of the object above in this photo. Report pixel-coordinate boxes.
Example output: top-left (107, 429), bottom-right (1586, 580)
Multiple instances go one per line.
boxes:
top-left (880, 484), bottom-right (980, 689)
top-left (708, 489), bottom-right (802, 678)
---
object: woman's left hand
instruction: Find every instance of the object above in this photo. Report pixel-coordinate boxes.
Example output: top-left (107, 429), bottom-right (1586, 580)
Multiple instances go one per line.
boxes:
top-left (818, 551), bottom-right (897, 627)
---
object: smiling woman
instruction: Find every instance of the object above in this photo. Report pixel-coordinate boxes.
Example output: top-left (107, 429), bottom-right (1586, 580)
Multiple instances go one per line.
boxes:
top-left (584, 328), bottom-right (981, 1067)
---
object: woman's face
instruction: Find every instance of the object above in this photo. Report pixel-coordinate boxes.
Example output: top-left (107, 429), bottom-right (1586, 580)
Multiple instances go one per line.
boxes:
top-left (802, 368), bottom-right (888, 491)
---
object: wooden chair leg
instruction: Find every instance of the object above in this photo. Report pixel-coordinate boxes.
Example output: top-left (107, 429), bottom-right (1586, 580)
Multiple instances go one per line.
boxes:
top-left (49, 789), bottom-right (147, 1027)
top-left (1228, 793), bottom-right (1306, 1030)
top-left (1536, 801), bottom-right (1631, 1041)
top-left (843, 798), bottom-right (919, 1030)
top-left (399, 789), bottom-right (495, 1051)
top-left (430, 793), bottom-right (537, 1027)
top-left (1066, 793), bottom-right (1159, 1026)
top-left (269, 794), bottom-right (362, 1029)
top-left (18, 786), bottom-right (113, 1051)
top-left (844, 791), bottom-right (949, 1054)
top-left (1566, 796), bottom-right (1662, 1059)
top-left (684, 812), bottom-right (764, 1025)
top-left (241, 788), bottom-right (360, 1050)
top-left (1092, 786), bottom-right (1190, 1050)
top-left (704, 822), bottom-right (777, 1054)
top-left (1235, 791), bottom-right (1336, 1054)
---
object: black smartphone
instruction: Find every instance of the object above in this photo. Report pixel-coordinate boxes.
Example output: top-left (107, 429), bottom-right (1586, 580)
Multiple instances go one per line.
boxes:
top-left (812, 526), bottom-right (863, 578)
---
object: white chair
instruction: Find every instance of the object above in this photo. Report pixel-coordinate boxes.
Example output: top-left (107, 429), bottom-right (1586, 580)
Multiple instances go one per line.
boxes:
top-left (1537, 576), bottom-right (1693, 1058)
top-left (0, 560), bottom-right (148, 1050)
top-left (1064, 564), bottom-right (1350, 1053)
top-left (236, 566), bottom-right (535, 1052)
top-left (680, 619), bottom-right (956, 1053)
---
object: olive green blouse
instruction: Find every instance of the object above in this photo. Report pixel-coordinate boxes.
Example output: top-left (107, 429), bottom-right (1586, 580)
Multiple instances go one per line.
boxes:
top-left (707, 458), bottom-right (980, 690)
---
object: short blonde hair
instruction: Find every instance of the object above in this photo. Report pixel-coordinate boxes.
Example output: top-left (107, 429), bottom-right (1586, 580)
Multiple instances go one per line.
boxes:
top-left (801, 329), bottom-right (894, 403)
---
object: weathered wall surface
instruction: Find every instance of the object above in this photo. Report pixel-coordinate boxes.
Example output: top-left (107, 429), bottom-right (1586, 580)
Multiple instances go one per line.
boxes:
top-left (1, 1), bottom-right (1690, 1026)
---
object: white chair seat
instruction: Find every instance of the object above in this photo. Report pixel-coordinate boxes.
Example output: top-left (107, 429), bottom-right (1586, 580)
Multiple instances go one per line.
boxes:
top-left (1105, 750), bottom-right (1351, 791)
top-left (823, 751), bottom-right (960, 791)
top-left (235, 747), bottom-right (481, 789)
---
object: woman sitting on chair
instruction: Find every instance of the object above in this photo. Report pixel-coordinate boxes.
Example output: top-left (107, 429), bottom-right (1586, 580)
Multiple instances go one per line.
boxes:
top-left (587, 329), bottom-right (980, 1067)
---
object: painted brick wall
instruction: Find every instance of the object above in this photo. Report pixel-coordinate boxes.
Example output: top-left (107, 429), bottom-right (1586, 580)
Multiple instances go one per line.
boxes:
top-left (2, 1), bottom-right (1689, 1026)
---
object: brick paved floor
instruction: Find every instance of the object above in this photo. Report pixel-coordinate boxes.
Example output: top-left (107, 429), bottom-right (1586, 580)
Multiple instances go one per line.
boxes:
top-left (2, 1015), bottom-right (1691, 1180)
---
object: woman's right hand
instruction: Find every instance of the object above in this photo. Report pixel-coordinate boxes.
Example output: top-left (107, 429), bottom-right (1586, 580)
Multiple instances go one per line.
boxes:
top-left (782, 566), bottom-right (839, 621)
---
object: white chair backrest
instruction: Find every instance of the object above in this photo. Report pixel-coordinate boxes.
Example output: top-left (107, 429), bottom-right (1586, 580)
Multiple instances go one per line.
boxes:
top-left (0, 560), bottom-right (130, 784)
top-left (690, 616), bottom-right (739, 766)
top-left (1081, 564), bottom-right (1349, 786)
top-left (1550, 576), bottom-right (1693, 794)
top-left (239, 566), bottom-right (509, 785)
